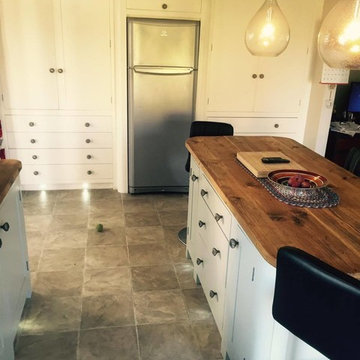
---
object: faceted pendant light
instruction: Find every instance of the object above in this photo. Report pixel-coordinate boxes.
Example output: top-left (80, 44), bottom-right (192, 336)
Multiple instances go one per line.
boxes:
top-left (318, 0), bottom-right (360, 69)
top-left (245, 0), bottom-right (290, 57)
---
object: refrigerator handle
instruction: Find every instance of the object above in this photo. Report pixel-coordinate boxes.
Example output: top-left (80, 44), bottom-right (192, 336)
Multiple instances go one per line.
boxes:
top-left (131, 65), bottom-right (195, 75)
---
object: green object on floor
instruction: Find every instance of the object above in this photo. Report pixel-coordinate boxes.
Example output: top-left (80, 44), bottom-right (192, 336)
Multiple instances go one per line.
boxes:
top-left (96, 224), bottom-right (104, 232)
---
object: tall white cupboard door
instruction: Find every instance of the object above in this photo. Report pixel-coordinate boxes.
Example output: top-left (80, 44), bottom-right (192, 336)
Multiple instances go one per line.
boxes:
top-left (0, 0), bottom-right (58, 110)
top-left (59, 0), bottom-right (112, 110)
top-left (253, 0), bottom-right (319, 114)
top-left (206, 0), bottom-right (258, 113)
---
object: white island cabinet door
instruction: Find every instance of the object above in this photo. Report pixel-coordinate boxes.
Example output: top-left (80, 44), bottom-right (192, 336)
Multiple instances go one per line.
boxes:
top-left (223, 220), bottom-right (276, 360)
top-left (0, 177), bottom-right (30, 360)
top-left (0, 0), bottom-right (58, 110)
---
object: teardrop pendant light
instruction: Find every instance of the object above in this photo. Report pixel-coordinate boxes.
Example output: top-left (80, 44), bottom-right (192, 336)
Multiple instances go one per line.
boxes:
top-left (245, 0), bottom-right (290, 57)
top-left (318, 0), bottom-right (360, 69)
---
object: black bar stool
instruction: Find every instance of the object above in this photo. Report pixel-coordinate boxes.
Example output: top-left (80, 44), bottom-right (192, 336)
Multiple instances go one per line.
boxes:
top-left (178, 121), bottom-right (233, 245)
top-left (272, 246), bottom-right (360, 360)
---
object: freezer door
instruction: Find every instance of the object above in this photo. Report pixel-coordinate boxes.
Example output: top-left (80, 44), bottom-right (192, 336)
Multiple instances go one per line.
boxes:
top-left (128, 69), bottom-right (195, 192)
top-left (128, 18), bottom-right (199, 67)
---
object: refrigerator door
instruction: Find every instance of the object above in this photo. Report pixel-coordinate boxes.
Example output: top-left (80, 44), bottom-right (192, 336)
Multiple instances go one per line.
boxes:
top-left (128, 68), bottom-right (195, 193)
top-left (128, 18), bottom-right (199, 67)
top-left (128, 18), bottom-right (199, 193)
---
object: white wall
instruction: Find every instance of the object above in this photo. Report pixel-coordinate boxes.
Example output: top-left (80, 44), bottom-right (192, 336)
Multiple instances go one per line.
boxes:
top-left (303, 0), bottom-right (339, 155)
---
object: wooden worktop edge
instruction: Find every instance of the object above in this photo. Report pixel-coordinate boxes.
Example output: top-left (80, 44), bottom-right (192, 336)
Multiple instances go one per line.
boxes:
top-left (0, 160), bottom-right (22, 206)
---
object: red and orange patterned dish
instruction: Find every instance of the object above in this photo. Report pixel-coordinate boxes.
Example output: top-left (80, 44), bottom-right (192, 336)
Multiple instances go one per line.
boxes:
top-left (268, 170), bottom-right (328, 189)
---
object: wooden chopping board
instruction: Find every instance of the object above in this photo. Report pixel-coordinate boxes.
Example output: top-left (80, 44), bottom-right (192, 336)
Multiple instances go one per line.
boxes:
top-left (236, 151), bottom-right (305, 178)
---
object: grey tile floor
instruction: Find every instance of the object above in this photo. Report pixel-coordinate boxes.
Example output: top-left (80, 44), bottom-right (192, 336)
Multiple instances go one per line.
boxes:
top-left (16, 189), bottom-right (222, 360)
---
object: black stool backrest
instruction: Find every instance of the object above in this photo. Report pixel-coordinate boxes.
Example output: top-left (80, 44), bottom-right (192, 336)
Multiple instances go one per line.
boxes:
top-left (272, 246), bottom-right (360, 360)
top-left (185, 121), bottom-right (233, 172)
top-left (344, 146), bottom-right (360, 176)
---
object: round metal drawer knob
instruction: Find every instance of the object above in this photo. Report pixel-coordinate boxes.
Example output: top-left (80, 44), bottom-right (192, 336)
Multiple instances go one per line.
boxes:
top-left (200, 189), bottom-right (208, 197)
top-left (212, 247), bottom-right (220, 256)
top-left (191, 174), bottom-right (198, 182)
top-left (30, 139), bottom-right (36, 144)
top-left (274, 123), bottom-right (279, 129)
top-left (87, 170), bottom-right (93, 175)
top-left (49, 68), bottom-right (55, 73)
top-left (214, 213), bottom-right (223, 222)
top-left (209, 290), bottom-right (217, 298)
top-left (198, 220), bottom-right (205, 228)
top-left (0, 222), bottom-right (10, 232)
top-left (85, 139), bottom-right (91, 144)
top-left (162, 3), bottom-right (167, 9)
top-left (29, 122), bottom-right (35, 127)
top-left (58, 68), bottom-right (64, 73)
top-left (33, 171), bottom-right (39, 176)
top-left (85, 122), bottom-right (90, 127)
top-left (259, 73), bottom-right (265, 79)
top-left (252, 73), bottom-right (257, 79)
top-left (229, 238), bottom-right (239, 249)
top-left (87, 154), bottom-right (92, 159)
top-left (32, 155), bottom-right (38, 160)
top-left (196, 258), bottom-right (203, 266)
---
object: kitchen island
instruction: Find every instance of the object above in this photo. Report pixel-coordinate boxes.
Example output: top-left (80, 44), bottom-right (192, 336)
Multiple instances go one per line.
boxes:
top-left (0, 160), bottom-right (31, 360)
top-left (185, 136), bottom-right (360, 360)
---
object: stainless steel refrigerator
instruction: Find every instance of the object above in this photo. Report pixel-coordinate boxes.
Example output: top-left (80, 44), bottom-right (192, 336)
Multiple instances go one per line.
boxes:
top-left (127, 18), bottom-right (200, 194)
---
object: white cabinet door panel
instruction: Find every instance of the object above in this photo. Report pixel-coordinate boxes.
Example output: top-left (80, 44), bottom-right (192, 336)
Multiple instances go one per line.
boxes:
top-left (0, 0), bottom-right (58, 110)
top-left (254, 0), bottom-right (316, 113)
top-left (60, 0), bottom-right (112, 110)
top-left (206, 0), bottom-right (258, 112)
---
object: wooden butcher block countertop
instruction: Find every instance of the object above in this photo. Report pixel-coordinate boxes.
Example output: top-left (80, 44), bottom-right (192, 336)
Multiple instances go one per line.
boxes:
top-left (186, 136), bottom-right (360, 278)
top-left (0, 160), bottom-right (22, 205)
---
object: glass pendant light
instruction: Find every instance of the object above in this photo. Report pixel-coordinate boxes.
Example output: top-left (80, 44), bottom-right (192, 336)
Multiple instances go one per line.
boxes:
top-left (318, 0), bottom-right (360, 69)
top-left (245, 0), bottom-right (290, 57)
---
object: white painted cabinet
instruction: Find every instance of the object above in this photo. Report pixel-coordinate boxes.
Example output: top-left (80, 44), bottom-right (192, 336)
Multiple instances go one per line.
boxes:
top-left (0, 176), bottom-right (31, 360)
top-left (186, 159), bottom-right (329, 360)
top-left (206, 0), bottom-right (319, 116)
top-left (0, 0), bottom-right (114, 189)
top-left (187, 158), bottom-right (231, 335)
top-left (126, 0), bottom-right (202, 13)
top-left (0, 0), bottom-right (112, 111)
top-left (222, 220), bottom-right (277, 360)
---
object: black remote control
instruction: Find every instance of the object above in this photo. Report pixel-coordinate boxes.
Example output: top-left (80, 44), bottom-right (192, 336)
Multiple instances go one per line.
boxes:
top-left (261, 157), bottom-right (290, 164)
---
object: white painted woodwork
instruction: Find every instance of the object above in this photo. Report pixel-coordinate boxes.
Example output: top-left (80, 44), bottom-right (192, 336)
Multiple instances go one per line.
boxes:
top-left (198, 173), bottom-right (231, 238)
top-left (0, 0), bottom-right (112, 111)
top-left (0, 0), bottom-right (58, 109)
top-left (6, 132), bottom-right (113, 149)
top-left (20, 164), bottom-right (113, 185)
top-left (0, 177), bottom-right (30, 360)
top-left (59, 0), bottom-right (112, 111)
top-left (126, 0), bottom-right (202, 13)
top-left (8, 149), bottom-right (113, 165)
top-left (206, 0), bottom-right (317, 115)
top-left (5, 115), bottom-right (112, 133)
top-left (186, 159), bottom-right (200, 261)
top-left (187, 158), bottom-right (330, 360)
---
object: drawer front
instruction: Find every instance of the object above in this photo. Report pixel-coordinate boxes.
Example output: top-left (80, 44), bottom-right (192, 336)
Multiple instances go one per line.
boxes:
top-left (207, 117), bottom-right (297, 134)
top-left (5, 115), bottom-right (112, 132)
top-left (8, 149), bottom-right (113, 165)
top-left (20, 164), bottom-right (113, 185)
top-left (199, 173), bottom-right (231, 238)
top-left (7, 132), bottom-right (113, 149)
top-left (200, 244), bottom-right (226, 334)
top-left (126, 0), bottom-right (202, 12)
